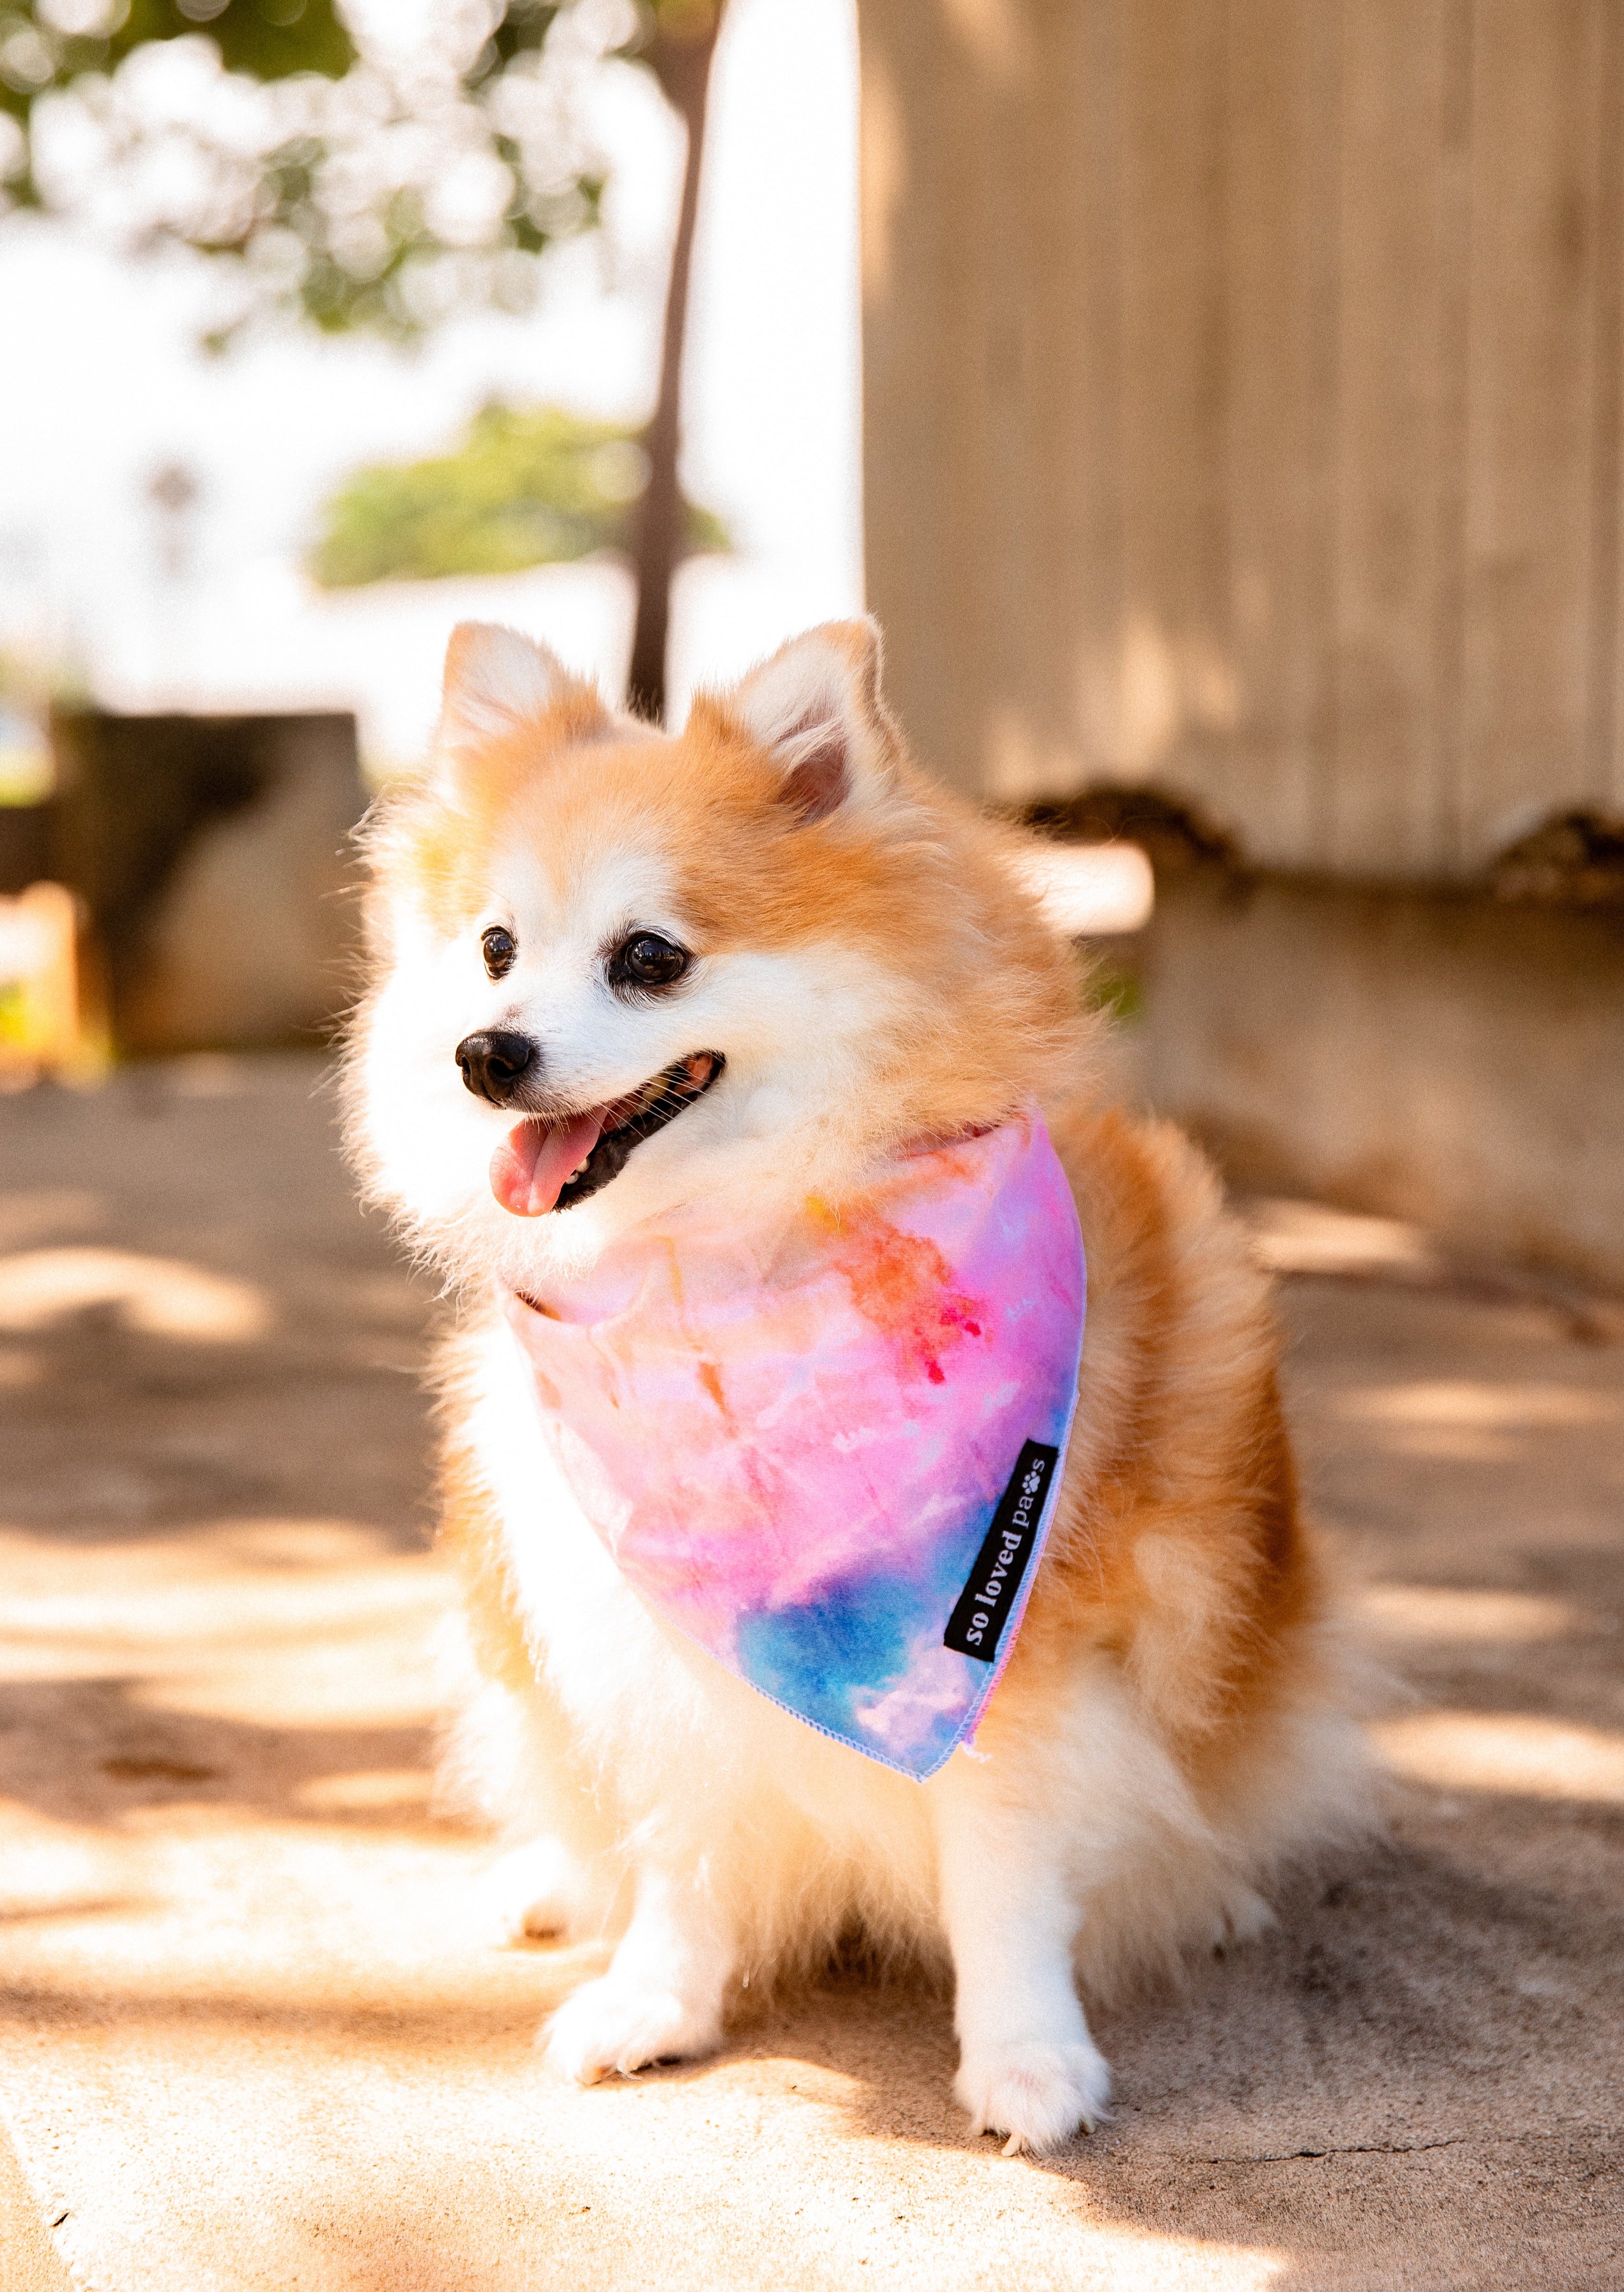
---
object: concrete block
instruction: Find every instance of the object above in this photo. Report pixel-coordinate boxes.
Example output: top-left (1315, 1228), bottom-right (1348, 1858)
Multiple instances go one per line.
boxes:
top-left (48, 710), bottom-right (367, 1057)
top-left (1132, 869), bottom-right (1624, 1292)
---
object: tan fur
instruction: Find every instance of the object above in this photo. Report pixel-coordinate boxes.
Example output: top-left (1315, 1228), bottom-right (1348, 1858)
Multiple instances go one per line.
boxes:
top-left (437, 1439), bottom-right (533, 1700)
top-left (347, 616), bottom-right (1366, 2152)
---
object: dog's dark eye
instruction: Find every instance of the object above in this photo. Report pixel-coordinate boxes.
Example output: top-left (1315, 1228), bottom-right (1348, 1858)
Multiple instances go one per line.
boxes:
top-left (610, 931), bottom-right (690, 991)
top-left (481, 926), bottom-right (517, 980)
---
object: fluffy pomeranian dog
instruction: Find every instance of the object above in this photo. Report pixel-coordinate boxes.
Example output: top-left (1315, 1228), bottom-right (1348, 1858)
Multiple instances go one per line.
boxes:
top-left (347, 615), bottom-right (1365, 2155)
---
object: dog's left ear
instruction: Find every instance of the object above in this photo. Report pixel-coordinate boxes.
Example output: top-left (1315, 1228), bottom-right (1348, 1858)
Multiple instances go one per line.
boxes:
top-left (723, 619), bottom-right (895, 823)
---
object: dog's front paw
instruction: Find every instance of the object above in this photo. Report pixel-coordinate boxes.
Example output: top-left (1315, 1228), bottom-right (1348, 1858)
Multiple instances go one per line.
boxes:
top-left (1208, 1883), bottom-right (1275, 1955)
top-left (956, 2038), bottom-right (1113, 2156)
top-left (477, 1837), bottom-right (612, 1946)
top-left (541, 1975), bottom-right (724, 2085)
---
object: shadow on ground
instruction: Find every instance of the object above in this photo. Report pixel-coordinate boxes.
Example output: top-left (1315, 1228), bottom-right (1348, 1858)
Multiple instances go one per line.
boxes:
top-left (2, 1059), bottom-right (1621, 2290)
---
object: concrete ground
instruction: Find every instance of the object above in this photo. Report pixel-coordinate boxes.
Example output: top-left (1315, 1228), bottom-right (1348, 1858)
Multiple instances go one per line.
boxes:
top-left (1, 1056), bottom-right (1620, 2292)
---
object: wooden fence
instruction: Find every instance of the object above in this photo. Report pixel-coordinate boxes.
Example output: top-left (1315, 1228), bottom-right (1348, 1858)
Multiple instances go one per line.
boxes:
top-left (859, 0), bottom-right (1624, 877)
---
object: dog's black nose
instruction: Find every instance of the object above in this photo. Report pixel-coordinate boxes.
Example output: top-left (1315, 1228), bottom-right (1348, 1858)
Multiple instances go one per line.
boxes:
top-left (455, 1029), bottom-right (538, 1106)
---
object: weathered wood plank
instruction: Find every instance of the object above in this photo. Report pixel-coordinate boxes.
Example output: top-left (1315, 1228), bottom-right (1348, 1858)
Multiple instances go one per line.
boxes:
top-left (1223, 0), bottom-right (1343, 868)
top-left (1459, 0), bottom-right (1607, 862)
top-left (1586, 0), bottom-right (1624, 812)
top-left (987, 0), bottom-right (1126, 807)
top-left (1427, 0), bottom-right (1476, 872)
top-left (1115, 0), bottom-right (1232, 812)
top-left (1328, 0), bottom-right (1454, 873)
top-left (859, 4), bottom-right (972, 788)
top-left (859, 0), bottom-right (1624, 873)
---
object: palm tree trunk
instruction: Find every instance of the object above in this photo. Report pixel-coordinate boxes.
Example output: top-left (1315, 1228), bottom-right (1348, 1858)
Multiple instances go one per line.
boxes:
top-left (625, 4), bottom-right (723, 725)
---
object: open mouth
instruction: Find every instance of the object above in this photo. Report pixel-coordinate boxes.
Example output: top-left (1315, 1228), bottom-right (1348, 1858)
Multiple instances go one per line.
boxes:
top-left (489, 1051), bottom-right (724, 1217)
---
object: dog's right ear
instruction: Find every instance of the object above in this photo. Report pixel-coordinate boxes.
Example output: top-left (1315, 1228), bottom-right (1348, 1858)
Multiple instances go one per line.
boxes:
top-left (434, 623), bottom-right (607, 767)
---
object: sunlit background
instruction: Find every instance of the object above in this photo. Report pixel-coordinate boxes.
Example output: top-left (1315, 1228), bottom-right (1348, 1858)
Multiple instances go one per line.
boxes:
top-left (1, 9), bottom-right (1622, 2283)
top-left (0, 0), bottom-right (861, 776)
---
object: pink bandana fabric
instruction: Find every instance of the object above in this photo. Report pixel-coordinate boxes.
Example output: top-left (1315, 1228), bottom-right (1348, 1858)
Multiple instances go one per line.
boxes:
top-left (504, 1113), bottom-right (1085, 1779)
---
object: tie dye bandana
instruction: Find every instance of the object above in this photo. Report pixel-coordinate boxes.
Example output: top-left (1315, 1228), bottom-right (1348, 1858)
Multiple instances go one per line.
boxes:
top-left (504, 1113), bottom-right (1086, 1780)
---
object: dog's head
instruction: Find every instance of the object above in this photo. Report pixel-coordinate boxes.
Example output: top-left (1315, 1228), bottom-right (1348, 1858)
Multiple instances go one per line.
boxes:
top-left (348, 617), bottom-right (1082, 1289)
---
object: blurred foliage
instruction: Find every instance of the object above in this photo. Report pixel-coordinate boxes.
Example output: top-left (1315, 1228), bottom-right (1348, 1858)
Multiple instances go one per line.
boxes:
top-left (0, 1), bottom-right (717, 345)
top-left (0, 651), bottom-right (55, 802)
top-left (0, 0), bottom-right (354, 137)
top-left (309, 400), bottom-right (727, 587)
top-left (1075, 948), bottom-right (1144, 1026)
top-left (0, 706), bottom-right (52, 802)
top-left (0, 637), bottom-right (86, 711)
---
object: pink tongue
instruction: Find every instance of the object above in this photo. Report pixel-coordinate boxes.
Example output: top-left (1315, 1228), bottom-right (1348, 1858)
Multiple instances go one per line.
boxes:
top-left (489, 1111), bottom-right (607, 1217)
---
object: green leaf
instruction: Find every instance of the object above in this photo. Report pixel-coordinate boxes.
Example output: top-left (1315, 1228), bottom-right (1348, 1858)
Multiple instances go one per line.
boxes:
top-left (107, 0), bottom-right (355, 84)
top-left (309, 401), bottom-right (729, 587)
top-left (0, 0), bottom-right (353, 131)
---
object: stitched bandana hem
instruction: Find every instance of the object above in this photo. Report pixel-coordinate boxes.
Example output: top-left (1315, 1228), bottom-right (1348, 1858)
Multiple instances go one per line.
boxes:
top-left (504, 1111), bottom-right (1086, 1780)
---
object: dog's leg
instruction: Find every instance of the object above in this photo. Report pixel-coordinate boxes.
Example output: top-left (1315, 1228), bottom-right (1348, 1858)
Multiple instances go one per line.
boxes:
top-left (541, 1858), bottom-right (733, 2082)
top-left (477, 1833), bottom-right (621, 1946)
top-left (443, 1670), bottom-right (622, 1946)
top-left (929, 1755), bottom-right (1112, 2155)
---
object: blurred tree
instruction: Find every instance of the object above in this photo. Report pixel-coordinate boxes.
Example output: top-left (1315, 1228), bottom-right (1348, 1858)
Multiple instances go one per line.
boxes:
top-left (0, 1), bottom-right (604, 340)
top-left (0, 0), bottom-right (728, 719)
top-left (622, 0), bottom-right (717, 719)
top-left (309, 399), bottom-right (726, 588)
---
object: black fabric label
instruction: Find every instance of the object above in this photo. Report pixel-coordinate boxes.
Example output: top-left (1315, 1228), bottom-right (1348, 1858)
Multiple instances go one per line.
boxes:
top-left (943, 1440), bottom-right (1059, 1664)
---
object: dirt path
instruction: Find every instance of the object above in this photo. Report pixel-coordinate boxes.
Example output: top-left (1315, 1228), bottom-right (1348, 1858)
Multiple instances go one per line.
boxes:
top-left (1, 1057), bottom-right (1620, 2291)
